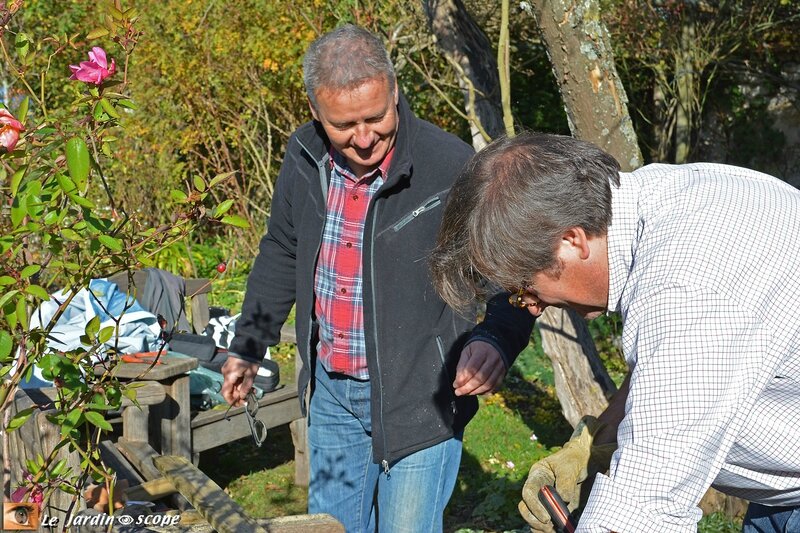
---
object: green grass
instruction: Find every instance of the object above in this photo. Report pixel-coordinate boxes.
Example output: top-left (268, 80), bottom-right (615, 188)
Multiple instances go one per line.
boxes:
top-left (199, 306), bottom-right (742, 531)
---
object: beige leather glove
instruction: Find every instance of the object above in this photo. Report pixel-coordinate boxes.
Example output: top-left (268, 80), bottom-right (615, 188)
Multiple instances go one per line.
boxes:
top-left (518, 416), bottom-right (616, 532)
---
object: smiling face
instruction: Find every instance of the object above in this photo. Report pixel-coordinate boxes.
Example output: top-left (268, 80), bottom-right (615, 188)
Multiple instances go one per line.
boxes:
top-left (515, 227), bottom-right (611, 319)
top-left (309, 76), bottom-right (399, 178)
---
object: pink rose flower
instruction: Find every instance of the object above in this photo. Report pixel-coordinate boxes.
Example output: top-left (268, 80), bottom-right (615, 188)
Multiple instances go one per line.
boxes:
top-left (69, 46), bottom-right (116, 85)
top-left (10, 471), bottom-right (43, 508)
top-left (0, 108), bottom-right (24, 152)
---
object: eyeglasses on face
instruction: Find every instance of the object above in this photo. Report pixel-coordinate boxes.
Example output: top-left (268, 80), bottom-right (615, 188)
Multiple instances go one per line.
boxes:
top-left (508, 287), bottom-right (542, 310)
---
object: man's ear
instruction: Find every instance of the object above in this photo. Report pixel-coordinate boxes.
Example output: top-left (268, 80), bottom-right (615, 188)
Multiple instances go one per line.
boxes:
top-left (562, 227), bottom-right (591, 260)
top-left (308, 97), bottom-right (319, 121)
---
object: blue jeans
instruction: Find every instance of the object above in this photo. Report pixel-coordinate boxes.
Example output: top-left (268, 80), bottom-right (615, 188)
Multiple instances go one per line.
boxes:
top-left (742, 502), bottom-right (800, 533)
top-left (307, 363), bottom-right (463, 533)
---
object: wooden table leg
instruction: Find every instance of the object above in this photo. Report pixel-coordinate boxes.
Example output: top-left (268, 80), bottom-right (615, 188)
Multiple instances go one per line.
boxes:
top-left (156, 374), bottom-right (193, 460)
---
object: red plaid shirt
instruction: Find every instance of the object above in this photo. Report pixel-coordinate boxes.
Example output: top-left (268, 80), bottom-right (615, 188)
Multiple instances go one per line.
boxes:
top-left (313, 148), bottom-right (394, 378)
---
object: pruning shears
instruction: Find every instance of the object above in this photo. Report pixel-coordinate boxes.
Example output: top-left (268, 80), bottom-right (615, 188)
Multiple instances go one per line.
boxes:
top-left (120, 351), bottom-right (165, 365)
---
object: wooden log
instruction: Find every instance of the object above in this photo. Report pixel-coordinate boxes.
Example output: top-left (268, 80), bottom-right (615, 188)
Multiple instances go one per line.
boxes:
top-left (153, 455), bottom-right (269, 533)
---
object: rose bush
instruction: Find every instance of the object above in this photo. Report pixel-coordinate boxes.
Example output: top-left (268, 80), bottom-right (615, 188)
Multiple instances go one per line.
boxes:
top-left (1, 1), bottom-right (242, 520)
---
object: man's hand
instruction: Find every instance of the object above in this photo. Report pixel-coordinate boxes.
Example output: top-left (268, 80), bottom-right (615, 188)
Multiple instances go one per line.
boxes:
top-left (453, 340), bottom-right (507, 396)
top-left (519, 416), bottom-right (616, 531)
top-left (221, 356), bottom-right (260, 407)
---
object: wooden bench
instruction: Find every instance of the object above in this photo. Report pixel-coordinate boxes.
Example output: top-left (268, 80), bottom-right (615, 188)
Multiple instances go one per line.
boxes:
top-left (3, 381), bottom-right (169, 525)
top-left (106, 270), bottom-right (309, 486)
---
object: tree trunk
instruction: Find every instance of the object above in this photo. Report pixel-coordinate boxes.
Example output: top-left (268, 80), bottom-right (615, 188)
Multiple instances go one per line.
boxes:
top-left (423, 0), bottom-right (505, 149)
top-left (530, 0), bottom-right (643, 172)
top-left (539, 308), bottom-right (616, 426)
top-left (674, 15), bottom-right (696, 163)
top-left (530, 0), bottom-right (641, 425)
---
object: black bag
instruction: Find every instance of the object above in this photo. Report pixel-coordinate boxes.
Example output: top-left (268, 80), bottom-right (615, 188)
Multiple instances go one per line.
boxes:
top-left (168, 333), bottom-right (221, 368)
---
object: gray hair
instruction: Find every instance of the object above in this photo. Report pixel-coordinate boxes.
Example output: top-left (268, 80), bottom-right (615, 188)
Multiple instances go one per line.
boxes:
top-left (303, 24), bottom-right (396, 109)
top-left (430, 132), bottom-right (621, 311)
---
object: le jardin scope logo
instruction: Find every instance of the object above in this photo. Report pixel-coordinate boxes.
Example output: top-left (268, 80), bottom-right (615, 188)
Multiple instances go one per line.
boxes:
top-left (3, 502), bottom-right (40, 530)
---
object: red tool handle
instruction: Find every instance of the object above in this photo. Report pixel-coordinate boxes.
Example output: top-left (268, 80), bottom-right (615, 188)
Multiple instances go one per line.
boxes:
top-left (538, 485), bottom-right (576, 533)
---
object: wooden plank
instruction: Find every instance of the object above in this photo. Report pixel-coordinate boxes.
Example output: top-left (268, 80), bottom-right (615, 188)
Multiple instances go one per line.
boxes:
top-left (36, 409), bottom-right (84, 524)
top-left (117, 439), bottom-right (163, 481)
top-left (107, 353), bottom-right (198, 381)
top-left (20, 381), bottom-right (166, 408)
top-left (98, 440), bottom-right (144, 487)
top-left (290, 419), bottom-right (309, 487)
top-left (123, 404), bottom-right (150, 442)
top-left (190, 292), bottom-right (210, 333)
top-left (143, 514), bottom-right (344, 533)
top-left (124, 477), bottom-right (177, 501)
top-left (122, 381), bottom-right (168, 406)
top-left (108, 270), bottom-right (148, 295)
top-left (279, 323), bottom-right (297, 344)
top-left (153, 455), bottom-right (269, 533)
top-left (184, 278), bottom-right (212, 296)
top-left (157, 374), bottom-right (192, 459)
top-left (259, 515), bottom-right (344, 533)
top-left (191, 386), bottom-right (299, 427)
top-left (190, 388), bottom-right (302, 454)
top-left (291, 350), bottom-right (308, 487)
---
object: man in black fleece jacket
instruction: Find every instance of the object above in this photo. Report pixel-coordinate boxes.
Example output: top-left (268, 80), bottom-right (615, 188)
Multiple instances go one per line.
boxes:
top-left (221, 24), bottom-right (534, 533)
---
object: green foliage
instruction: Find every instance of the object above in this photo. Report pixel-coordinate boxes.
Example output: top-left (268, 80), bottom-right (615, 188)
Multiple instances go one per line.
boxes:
top-left (708, 82), bottom-right (789, 176)
top-left (602, 0), bottom-right (800, 164)
top-left (699, 512), bottom-right (743, 533)
top-left (0, 1), bottom-right (240, 518)
top-left (112, 0), bottom-right (445, 249)
top-left (587, 313), bottom-right (628, 387)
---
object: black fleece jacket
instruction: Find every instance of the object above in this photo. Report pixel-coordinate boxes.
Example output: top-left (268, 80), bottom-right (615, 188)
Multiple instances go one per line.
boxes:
top-left (229, 94), bottom-right (534, 467)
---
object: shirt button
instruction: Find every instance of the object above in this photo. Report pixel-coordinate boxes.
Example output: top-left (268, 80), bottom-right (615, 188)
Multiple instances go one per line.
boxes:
top-left (337, 333), bottom-right (344, 339)
top-left (345, 242), bottom-right (353, 248)
top-left (340, 288), bottom-right (347, 294)
top-left (352, 194), bottom-right (359, 200)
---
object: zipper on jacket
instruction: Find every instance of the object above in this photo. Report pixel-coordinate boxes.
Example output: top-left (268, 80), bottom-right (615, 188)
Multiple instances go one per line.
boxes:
top-left (369, 201), bottom-right (391, 472)
top-left (296, 138), bottom-right (331, 204)
top-left (391, 196), bottom-right (441, 232)
top-left (296, 136), bottom-right (330, 415)
top-left (436, 335), bottom-right (458, 416)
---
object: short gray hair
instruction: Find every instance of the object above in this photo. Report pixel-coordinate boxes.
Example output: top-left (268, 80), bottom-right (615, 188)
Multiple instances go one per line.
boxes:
top-left (430, 132), bottom-right (621, 311)
top-left (303, 24), bottom-right (396, 109)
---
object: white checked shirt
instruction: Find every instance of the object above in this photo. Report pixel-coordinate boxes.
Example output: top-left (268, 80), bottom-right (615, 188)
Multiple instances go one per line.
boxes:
top-left (578, 163), bottom-right (800, 532)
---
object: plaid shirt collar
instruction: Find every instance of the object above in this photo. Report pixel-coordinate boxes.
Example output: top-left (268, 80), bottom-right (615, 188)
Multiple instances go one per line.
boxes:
top-left (329, 144), bottom-right (396, 183)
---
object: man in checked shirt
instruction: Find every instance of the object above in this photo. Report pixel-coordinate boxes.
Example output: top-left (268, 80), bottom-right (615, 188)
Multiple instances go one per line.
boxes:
top-left (220, 25), bottom-right (534, 532)
top-left (430, 132), bottom-right (800, 533)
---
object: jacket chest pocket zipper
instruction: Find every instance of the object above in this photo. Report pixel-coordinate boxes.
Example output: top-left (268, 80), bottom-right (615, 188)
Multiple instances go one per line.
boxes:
top-left (436, 335), bottom-right (458, 416)
top-left (392, 196), bottom-right (441, 232)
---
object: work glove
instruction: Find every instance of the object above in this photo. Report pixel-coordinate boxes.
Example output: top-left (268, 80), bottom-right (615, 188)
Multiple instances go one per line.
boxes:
top-left (518, 415), bottom-right (616, 532)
